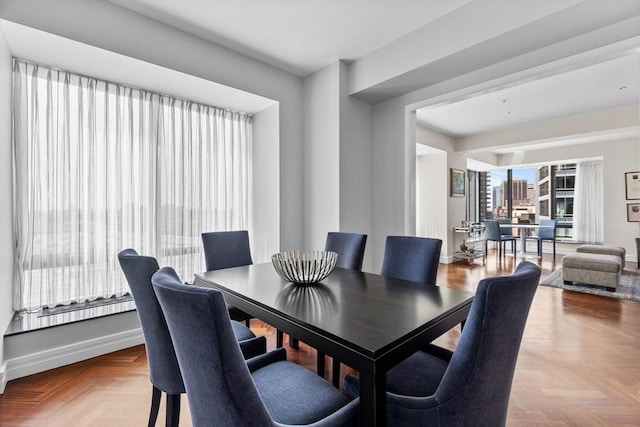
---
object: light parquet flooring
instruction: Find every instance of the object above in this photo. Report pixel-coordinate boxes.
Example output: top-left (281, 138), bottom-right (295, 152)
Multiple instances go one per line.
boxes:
top-left (1, 253), bottom-right (639, 426)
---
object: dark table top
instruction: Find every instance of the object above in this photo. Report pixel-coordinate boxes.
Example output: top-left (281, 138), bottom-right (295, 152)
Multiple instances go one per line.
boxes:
top-left (195, 263), bottom-right (474, 362)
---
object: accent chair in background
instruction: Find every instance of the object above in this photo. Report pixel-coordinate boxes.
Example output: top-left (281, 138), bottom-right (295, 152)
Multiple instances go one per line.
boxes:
top-left (484, 219), bottom-right (517, 258)
top-left (152, 267), bottom-right (359, 427)
top-left (524, 219), bottom-right (557, 256)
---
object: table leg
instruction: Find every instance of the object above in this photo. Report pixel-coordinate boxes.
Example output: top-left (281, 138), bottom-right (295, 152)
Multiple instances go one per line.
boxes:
top-left (515, 229), bottom-right (539, 259)
top-left (359, 365), bottom-right (386, 426)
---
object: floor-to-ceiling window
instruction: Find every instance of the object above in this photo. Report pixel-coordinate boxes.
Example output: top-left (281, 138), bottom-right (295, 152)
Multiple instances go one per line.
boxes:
top-left (12, 60), bottom-right (253, 312)
top-left (468, 164), bottom-right (578, 240)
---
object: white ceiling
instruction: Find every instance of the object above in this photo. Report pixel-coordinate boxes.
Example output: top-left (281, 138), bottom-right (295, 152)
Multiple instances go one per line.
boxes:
top-left (416, 51), bottom-right (640, 137)
top-left (111, 0), bottom-right (472, 77)
top-left (109, 0), bottom-right (639, 140)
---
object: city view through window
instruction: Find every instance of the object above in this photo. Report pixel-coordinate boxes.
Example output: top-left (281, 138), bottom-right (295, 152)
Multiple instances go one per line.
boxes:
top-left (468, 164), bottom-right (576, 239)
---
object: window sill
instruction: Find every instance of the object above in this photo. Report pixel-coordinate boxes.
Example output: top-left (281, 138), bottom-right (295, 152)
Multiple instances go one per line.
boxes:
top-left (4, 299), bottom-right (136, 336)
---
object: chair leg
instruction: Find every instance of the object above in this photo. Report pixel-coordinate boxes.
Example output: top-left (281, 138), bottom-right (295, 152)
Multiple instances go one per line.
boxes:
top-left (317, 351), bottom-right (326, 377)
top-left (290, 337), bottom-right (299, 349)
top-left (332, 358), bottom-right (341, 388)
top-left (165, 393), bottom-right (181, 427)
top-left (538, 241), bottom-right (542, 257)
top-left (148, 386), bottom-right (162, 427)
top-left (245, 318), bottom-right (251, 327)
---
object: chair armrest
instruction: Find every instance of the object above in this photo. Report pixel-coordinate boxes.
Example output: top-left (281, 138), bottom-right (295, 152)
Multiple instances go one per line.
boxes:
top-left (246, 347), bottom-right (287, 372)
top-left (239, 336), bottom-right (267, 360)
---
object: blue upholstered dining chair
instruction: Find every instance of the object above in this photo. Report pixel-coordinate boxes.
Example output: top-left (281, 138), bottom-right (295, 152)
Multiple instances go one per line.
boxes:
top-left (201, 230), bottom-right (255, 327)
top-left (381, 236), bottom-right (442, 285)
top-left (485, 219), bottom-right (517, 258)
top-left (323, 231), bottom-right (368, 386)
top-left (152, 267), bottom-right (360, 427)
top-left (118, 249), bottom-right (266, 427)
top-left (325, 231), bottom-right (368, 271)
top-left (524, 219), bottom-right (557, 256)
top-left (202, 230), bottom-right (290, 348)
top-left (343, 261), bottom-right (541, 427)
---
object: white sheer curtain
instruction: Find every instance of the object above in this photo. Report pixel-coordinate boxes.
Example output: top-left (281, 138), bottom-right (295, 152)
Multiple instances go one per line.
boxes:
top-left (157, 99), bottom-right (252, 281)
top-left (573, 160), bottom-right (604, 244)
top-left (12, 60), bottom-right (252, 311)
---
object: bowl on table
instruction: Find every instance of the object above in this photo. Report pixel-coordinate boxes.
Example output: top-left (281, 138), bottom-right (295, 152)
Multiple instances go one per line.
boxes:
top-left (271, 250), bottom-right (338, 285)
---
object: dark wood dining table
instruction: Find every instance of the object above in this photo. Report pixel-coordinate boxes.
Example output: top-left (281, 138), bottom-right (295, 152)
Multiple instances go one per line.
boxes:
top-left (194, 263), bottom-right (474, 426)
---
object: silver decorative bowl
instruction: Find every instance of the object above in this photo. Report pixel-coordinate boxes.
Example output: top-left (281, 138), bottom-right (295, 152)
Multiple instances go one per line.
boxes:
top-left (271, 250), bottom-right (338, 285)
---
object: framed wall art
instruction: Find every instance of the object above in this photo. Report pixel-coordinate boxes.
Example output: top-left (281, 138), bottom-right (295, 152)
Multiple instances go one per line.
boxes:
top-left (450, 168), bottom-right (465, 197)
top-left (625, 171), bottom-right (640, 200)
top-left (627, 203), bottom-right (640, 222)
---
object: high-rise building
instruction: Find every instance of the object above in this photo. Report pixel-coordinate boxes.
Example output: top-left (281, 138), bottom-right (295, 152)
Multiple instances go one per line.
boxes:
top-left (536, 163), bottom-right (576, 238)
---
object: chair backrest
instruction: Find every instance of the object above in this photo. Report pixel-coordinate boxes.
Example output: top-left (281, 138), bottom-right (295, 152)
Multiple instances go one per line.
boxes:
top-left (428, 261), bottom-right (541, 425)
top-left (538, 219), bottom-right (557, 239)
top-left (484, 219), bottom-right (501, 241)
top-left (380, 236), bottom-right (442, 285)
top-left (152, 267), bottom-right (273, 426)
top-left (325, 232), bottom-right (367, 271)
top-left (117, 249), bottom-right (184, 394)
top-left (497, 218), bottom-right (513, 236)
top-left (202, 230), bottom-right (253, 271)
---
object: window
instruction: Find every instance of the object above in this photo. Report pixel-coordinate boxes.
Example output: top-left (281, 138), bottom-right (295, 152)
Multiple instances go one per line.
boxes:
top-left (12, 60), bottom-right (252, 311)
top-left (469, 163), bottom-right (588, 240)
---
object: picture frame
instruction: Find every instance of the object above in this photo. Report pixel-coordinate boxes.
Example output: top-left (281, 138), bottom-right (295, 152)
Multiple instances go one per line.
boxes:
top-left (625, 171), bottom-right (640, 200)
top-left (628, 203), bottom-right (640, 222)
top-left (450, 168), bottom-right (465, 197)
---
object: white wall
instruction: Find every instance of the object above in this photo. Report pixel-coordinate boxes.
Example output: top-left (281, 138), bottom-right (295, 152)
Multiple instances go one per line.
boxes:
top-left (416, 152), bottom-right (448, 259)
top-left (338, 61), bottom-right (374, 270)
top-left (251, 104), bottom-right (281, 263)
top-left (303, 62), bottom-right (340, 249)
top-left (0, 21), bottom-right (14, 391)
top-left (301, 61), bottom-right (374, 269)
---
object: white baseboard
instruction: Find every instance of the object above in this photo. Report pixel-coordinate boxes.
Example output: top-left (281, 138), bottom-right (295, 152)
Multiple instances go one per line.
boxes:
top-left (3, 328), bottom-right (144, 387)
top-left (0, 361), bottom-right (7, 394)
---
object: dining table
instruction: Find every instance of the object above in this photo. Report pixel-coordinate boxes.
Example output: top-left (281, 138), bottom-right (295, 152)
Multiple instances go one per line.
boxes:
top-left (194, 263), bottom-right (474, 426)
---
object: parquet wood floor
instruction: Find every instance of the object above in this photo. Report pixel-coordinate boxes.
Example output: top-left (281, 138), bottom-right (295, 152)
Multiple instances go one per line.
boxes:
top-left (0, 253), bottom-right (638, 426)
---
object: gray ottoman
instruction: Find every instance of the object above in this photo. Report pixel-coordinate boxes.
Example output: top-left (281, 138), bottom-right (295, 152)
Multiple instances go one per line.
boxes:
top-left (562, 252), bottom-right (621, 291)
top-left (576, 244), bottom-right (625, 267)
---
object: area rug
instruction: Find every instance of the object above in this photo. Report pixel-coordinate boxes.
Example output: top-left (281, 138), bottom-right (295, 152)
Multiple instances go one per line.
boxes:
top-left (540, 268), bottom-right (640, 302)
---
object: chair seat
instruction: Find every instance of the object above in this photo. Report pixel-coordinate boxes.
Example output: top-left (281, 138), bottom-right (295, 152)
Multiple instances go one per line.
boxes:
top-left (230, 320), bottom-right (255, 341)
top-left (386, 348), bottom-right (450, 397)
top-left (251, 360), bottom-right (351, 425)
